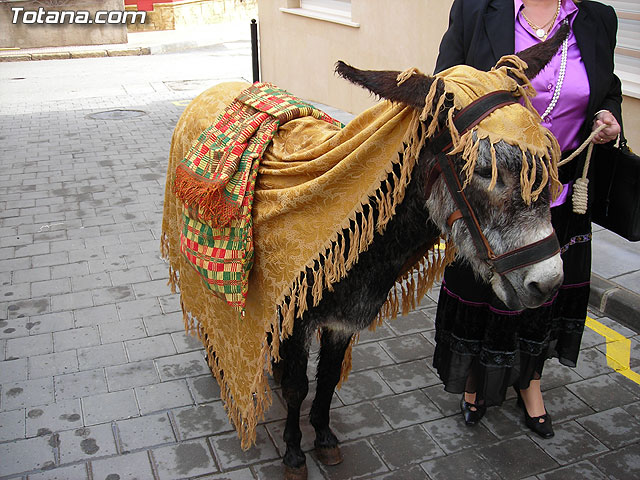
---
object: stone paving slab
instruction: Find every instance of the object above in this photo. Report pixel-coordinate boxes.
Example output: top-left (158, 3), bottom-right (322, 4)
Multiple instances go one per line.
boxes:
top-left (0, 66), bottom-right (639, 480)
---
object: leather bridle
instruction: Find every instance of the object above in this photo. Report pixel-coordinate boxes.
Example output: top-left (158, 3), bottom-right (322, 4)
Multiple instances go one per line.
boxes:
top-left (426, 90), bottom-right (560, 276)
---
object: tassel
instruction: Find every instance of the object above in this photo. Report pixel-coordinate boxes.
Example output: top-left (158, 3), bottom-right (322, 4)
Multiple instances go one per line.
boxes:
top-left (520, 151), bottom-right (532, 204)
top-left (391, 286), bottom-right (399, 318)
top-left (160, 233), bottom-right (170, 259)
top-left (421, 80), bottom-right (441, 130)
top-left (280, 299), bottom-right (291, 331)
top-left (527, 152), bottom-right (537, 204)
top-left (181, 299), bottom-right (191, 333)
top-left (284, 295), bottom-right (296, 333)
top-left (325, 245), bottom-right (337, 289)
top-left (359, 206), bottom-right (374, 253)
top-left (269, 323), bottom-right (281, 362)
top-left (447, 108), bottom-right (460, 148)
top-left (173, 165), bottom-right (236, 227)
top-left (531, 157), bottom-right (549, 202)
top-left (558, 126), bottom-right (604, 214)
top-left (337, 234), bottom-right (347, 279)
top-left (488, 143), bottom-right (498, 191)
top-left (346, 222), bottom-right (360, 270)
top-left (167, 266), bottom-right (178, 293)
top-left (401, 281), bottom-right (410, 316)
top-left (572, 178), bottom-right (589, 214)
top-left (572, 141), bottom-right (595, 214)
top-left (312, 262), bottom-right (324, 306)
top-left (377, 186), bottom-right (393, 233)
top-left (297, 275), bottom-right (309, 319)
top-left (425, 91), bottom-right (447, 137)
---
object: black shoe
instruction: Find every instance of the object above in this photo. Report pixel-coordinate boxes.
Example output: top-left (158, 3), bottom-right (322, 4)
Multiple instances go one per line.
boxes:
top-left (460, 397), bottom-right (486, 426)
top-left (514, 386), bottom-right (554, 438)
top-left (524, 409), bottom-right (555, 439)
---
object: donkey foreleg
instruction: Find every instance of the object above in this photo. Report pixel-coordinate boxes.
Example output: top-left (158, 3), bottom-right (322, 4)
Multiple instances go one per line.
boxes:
top-left (309, 328), bottom-right (352, 466)
top-left (279, 324), bottom-right (310, 477)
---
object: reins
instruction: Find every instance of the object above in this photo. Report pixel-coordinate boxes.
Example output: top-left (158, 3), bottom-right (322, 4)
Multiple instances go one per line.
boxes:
top-left (426, 90), bottom-right (560, 275)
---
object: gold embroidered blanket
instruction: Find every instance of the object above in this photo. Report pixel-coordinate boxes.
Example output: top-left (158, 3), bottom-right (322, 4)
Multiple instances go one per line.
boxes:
top-left (161, 82), bottom-right (449, 448)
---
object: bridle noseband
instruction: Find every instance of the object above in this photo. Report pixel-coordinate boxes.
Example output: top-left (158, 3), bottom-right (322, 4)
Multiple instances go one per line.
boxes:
top-left (426, 90), bottom-right (560, 276)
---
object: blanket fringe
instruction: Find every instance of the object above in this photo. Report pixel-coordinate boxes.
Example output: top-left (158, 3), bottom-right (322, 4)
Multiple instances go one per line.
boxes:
top-left (172, 254), bottom-right (273, 450)
top-left (274, 109), bottom-right (436, 339)
top-left (173, 164), bottom-right (237, 227)
top-left (376, 237), bottom-right (456, 324)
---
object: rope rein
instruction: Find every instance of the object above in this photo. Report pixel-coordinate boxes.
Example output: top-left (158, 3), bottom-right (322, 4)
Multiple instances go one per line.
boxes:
top-left (556, 123), bottom-right (607, 214)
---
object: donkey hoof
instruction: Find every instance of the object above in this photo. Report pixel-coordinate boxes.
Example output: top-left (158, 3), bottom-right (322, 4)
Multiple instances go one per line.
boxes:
top-left (284, 463), bottom-right (308, 480)
top-left (315, 446), bottom-right (343, 466)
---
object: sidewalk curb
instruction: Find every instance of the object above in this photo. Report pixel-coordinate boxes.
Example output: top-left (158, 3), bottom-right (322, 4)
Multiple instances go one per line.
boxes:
top-left (0, 35), bottom-right (239, 62)
top-left (0, 46), bottom-right (152, 62)
top-left (590, 273), bottom-right (640, 332)
top-left (0, 46), bottom-right (154, 62)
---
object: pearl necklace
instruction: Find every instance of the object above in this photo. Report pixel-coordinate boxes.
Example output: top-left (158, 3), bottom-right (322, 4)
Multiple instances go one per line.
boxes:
top-left (541, 19), bottom-right (569, 121)
top-left (522, 0), bottom-right (562, 40)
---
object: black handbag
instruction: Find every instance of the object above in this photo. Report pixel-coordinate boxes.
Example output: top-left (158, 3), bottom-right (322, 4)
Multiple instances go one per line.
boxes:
top-left (591, 131), bottom-right (640, 242)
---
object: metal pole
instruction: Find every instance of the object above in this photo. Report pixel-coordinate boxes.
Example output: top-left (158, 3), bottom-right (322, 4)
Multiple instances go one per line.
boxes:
top-left (250, 19), bottom-right (260, 83)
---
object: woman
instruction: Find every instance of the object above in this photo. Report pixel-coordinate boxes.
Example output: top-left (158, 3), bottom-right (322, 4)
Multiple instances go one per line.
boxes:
top-left (432, 0), bottom-right (622, 438)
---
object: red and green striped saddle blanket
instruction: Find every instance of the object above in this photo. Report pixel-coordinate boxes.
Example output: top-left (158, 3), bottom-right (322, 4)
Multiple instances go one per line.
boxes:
top-left (173, 83), bottom-right (343, 311)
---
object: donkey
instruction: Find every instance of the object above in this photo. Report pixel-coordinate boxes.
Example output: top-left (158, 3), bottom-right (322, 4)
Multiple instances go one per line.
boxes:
top-left (273, 28), bottom-right (569, 480)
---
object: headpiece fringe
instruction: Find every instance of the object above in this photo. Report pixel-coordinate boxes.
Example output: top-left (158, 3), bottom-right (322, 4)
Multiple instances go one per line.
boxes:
top-left (420, 55), bottom-right (562, 205)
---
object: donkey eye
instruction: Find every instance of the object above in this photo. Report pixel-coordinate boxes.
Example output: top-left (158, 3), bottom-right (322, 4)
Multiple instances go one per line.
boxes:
top-left (475, 167), bottom-right (493, 179)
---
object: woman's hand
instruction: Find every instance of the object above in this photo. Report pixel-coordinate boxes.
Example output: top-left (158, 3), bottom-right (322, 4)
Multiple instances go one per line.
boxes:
top-left (592, 110), bottom-right (621, 144)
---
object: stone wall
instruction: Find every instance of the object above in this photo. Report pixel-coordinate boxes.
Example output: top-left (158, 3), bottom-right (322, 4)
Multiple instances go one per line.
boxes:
top-left (125, 0), bottom-right (257, 32)
top-left (1, 0), bottom-right (128, 49)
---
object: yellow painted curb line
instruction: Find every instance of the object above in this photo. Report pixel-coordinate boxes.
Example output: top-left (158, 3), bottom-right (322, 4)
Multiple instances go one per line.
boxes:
top-left (586, 316), bottom-right (640, 384)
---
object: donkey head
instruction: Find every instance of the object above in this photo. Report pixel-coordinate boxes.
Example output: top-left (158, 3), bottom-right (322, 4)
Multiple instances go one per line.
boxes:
top-left (335, 25), bottom-right (569, 310)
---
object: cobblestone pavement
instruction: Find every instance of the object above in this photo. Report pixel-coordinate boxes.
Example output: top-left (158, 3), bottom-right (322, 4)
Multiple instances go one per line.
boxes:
top-left (1, 52), bottom-right (640, 480)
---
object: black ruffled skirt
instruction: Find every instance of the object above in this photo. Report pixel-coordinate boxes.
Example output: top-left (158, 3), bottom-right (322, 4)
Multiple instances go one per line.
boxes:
top-left (432, 197), bottom-right (591, 406)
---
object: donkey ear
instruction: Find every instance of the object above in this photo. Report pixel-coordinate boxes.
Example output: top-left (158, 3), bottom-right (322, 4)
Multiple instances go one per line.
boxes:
top-left (335, 61), bottom-right (435, 110)
top-left (515, 22), bottom-right (571, 79)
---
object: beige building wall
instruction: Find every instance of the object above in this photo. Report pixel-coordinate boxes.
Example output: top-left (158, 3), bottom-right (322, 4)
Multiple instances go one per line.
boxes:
top-left (622, 97), bottom-right (639, 149)
top-left (257, 0), bottom-right (453, 115)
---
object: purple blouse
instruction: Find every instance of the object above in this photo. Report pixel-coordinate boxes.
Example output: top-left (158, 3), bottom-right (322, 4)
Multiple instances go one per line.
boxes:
top-left (514, 0), bottom-right (590, 152)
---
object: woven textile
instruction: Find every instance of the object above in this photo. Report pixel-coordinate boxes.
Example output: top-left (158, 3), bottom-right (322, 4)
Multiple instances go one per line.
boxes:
top-left (173, 83), bottom-right (342, 310)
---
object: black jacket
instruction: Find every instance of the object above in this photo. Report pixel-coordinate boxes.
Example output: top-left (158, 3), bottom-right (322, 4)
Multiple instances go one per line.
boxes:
top-left (434, 0), bottom-right (623, 140)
